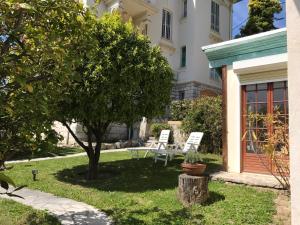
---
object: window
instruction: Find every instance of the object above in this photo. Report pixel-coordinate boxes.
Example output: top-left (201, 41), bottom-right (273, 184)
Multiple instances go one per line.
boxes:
top-left (210, 68), bottom-right (221, 81)
top-left (179, 91), bottom-right (185, 100)
top-left (183, 0), bottom-right (187, 18)
top-left (142, 24), bottom-right (148, 36)
top-left (242, 81), bottom-right (289, 154)
top-left (162, 9), bottom-right (172, 40)
top-left (211, 1), bottom-right (220, 32)
top-left (181, 46), bottom-right (186, 68)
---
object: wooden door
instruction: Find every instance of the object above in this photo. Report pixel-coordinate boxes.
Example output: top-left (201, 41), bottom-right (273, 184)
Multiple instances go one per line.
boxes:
top-left (241, 81), bottom-right (288, 174)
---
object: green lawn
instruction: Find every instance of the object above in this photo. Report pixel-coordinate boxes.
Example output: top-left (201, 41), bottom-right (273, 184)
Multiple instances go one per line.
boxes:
top-left (9, 146), bottom-right (84, 161)
top-left (0, 198), bottom-right (60, 225)
top-left (5, 152), bottom-right (276, 225)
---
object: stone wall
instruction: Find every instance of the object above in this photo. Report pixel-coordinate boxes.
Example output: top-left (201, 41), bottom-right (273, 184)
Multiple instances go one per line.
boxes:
top-left (171, 81), bottom-right (221, 100)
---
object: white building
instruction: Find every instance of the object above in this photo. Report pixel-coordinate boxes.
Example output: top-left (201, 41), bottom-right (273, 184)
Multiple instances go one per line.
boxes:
top-left (82, 0), bottom-right (233, 99)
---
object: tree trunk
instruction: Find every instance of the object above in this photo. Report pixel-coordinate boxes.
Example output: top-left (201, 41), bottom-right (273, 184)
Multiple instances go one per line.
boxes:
top-left (178, 174), bottom-right (209, 206)
top-left (87, 153), bottom-right (98, 180)
top-left (0, 159), bottom-right (5, 171)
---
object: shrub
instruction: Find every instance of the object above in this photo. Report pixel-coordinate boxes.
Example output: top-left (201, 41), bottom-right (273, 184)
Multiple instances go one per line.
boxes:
top-left (150, 123), bottom-right (173, 143)
top-left (182, 96), bottom-right (222, 154)
top-left (170, 100), bottom-right (193, 121)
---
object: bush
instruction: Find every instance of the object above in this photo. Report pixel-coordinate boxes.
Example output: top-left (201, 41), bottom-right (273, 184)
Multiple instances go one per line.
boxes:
top-left (182, 96), bottom-right (222, 154)
top-left (150, 123), bottom-right (173, 143)
top-left (170, 100), bottom-right (193, 121)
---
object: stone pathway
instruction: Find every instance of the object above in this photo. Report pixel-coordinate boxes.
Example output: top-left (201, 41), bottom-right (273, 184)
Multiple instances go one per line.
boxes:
top-left (6, 149), bottom-right (128, 165)
top-left (0, 187), bottom-right (112, 225)
top-left (210, 171), bottom-right (283, 189)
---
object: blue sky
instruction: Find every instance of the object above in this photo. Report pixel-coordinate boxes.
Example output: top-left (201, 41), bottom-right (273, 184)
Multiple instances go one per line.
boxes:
top-left (232, 0), bottom-right (286, 37)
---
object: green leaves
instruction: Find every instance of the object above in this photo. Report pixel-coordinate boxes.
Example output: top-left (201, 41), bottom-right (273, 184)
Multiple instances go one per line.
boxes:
top-left (0, 173), bottom-right (16, 189)
top-left (182, 96), bottom-right (222, 154)
top-left (239, 0), bottom-right (282, 37)
top-left (0, 0), bottom-right (90, 165)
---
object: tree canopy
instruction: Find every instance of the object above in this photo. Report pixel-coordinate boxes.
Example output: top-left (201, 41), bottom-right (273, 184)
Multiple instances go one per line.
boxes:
top-left (57, 13), bottom-right (174, 179)
top-left (238, 0), bottom-right (282, 37)
top-left (0, 0), bottom-right (90, 168)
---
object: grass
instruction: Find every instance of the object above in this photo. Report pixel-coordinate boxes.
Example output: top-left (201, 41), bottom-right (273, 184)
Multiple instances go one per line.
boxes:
top-left (0, 198), bottom-right (60, 225)
top-left (9, 146), bottom-right (84, 161)
top-left (5, 151), bottom-right (276, 225)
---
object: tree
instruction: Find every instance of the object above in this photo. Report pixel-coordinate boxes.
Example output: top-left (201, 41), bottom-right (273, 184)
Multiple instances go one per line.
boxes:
top-left (0, 0), bottom-right (91, 168)
top-left (239, 0), bottom-right (282, 37)
top-left (57, 13), bottom-right (174, 180)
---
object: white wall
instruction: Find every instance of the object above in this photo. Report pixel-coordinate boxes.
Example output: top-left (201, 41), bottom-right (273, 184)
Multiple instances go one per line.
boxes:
top-left (226, 65), bottom-right (241, 173)
top-left (286, 1), bottom-right (300, 224)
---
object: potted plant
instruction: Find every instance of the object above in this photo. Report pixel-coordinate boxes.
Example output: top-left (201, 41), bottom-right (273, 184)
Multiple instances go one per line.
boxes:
top-left (181, 151), bottom-right (206, 176)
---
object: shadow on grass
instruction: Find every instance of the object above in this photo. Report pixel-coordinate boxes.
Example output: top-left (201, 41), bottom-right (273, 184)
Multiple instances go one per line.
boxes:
top-left (55, 156), bottom-right (223, 193)
top-left (106, 207), bottom-right (205, 225)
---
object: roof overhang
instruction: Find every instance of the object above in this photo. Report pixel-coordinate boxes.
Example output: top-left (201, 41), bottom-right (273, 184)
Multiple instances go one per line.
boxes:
top-left (202, 28), bottom-right (287, 68)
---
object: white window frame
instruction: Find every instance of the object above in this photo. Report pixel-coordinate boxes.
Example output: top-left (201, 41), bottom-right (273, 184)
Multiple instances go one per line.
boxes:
top-left (211, 1), bottom-right (220, 33)
top-left (162, 9), bottom-right (172, 40)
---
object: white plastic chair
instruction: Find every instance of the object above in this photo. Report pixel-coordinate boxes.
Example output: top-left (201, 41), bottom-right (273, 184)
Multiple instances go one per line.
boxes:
top-left (127, 130), bottom-right (171, 159)
top-left (154, 132), bottom-right (204, 166)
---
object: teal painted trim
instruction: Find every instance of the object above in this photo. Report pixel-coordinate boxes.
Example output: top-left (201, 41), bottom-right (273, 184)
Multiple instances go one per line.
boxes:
top-left (209, 46), bottom-right (287, 68)
top-left (203, 29), bottom-right (287, 68)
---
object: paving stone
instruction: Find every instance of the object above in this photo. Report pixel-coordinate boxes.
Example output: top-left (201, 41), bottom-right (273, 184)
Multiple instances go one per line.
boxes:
top-left (210, 171), bottom-right (284, 189)
top-left (0, 187), bottom-right (112, 225)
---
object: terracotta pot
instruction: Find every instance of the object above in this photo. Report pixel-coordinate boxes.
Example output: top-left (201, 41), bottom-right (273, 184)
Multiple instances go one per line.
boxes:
top-left (181, 163), bottom-right (207, 176)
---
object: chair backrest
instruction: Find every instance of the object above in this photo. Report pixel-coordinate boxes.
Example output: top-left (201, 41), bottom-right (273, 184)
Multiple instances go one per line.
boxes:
top-left (182, 132), bottom-right (204, 153)
top-left (157, 130), bottom-right (170, 150)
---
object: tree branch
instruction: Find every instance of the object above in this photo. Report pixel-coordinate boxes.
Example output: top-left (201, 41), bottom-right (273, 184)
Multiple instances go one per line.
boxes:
top-left (62, 122), bottom-right (88, 151)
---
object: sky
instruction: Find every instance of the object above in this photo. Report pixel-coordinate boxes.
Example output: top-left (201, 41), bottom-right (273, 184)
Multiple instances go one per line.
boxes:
top-left (232, 0), bottom-right (286, 38)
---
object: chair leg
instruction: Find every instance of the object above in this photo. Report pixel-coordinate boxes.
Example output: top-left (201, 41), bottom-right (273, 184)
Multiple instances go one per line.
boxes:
top-left (144, 150), bottom-right (149, 158)
top-left (164, 154), bottom-right (168, 166)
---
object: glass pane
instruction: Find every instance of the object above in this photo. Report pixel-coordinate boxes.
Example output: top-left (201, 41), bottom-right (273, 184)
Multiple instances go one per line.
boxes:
top-left (246, 85), bottom-right (256, 91)
top-left (247, 92), bottom-right (256, 103)
top-left (257, 129), bottom-right (268, 141)
top-left (257, 83), bottom-right (268, 90)
top-left (274, 81), bottom-right (285, 89)
top-left (246, 142), bottom-right (255, 153)
top-left (285, 88), bottom-right (288, 100)
top-left (274, 88), bottom-right (285, 101)
top-left (257, 117), bottom-right (266, 128)
top-left (257, 90), bottom-right (267, 102)
top-left (246, 117), bottom-right (256, 129)
top-left (273, 102), bottom-right (284, 114)
top-left (257, 103), bottom-right (268, 114)
top-left (286, 102), bottom-right (289, 114)
top-left (247, 104), bottom-right (256, 113)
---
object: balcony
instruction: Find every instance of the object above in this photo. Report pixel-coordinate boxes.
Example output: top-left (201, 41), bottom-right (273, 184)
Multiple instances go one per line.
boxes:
top-left (104, 0), bottom-right (158, 19)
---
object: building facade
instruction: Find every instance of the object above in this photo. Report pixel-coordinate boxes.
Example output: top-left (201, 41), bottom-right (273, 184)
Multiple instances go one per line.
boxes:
top-left (82, 0), bottom-right (232, 99)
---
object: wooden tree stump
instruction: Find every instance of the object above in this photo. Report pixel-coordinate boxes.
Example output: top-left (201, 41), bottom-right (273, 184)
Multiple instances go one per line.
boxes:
top-left (178, 174), bottom-right (209, 206)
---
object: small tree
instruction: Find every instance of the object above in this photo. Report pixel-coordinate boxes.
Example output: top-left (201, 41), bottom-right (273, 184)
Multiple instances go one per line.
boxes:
top-left (239, 0), bottom-right (282, 37)
top-left (57, 13), bottom-right (173, 180)
top-left (182, 96), bottom-right (222, 154)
